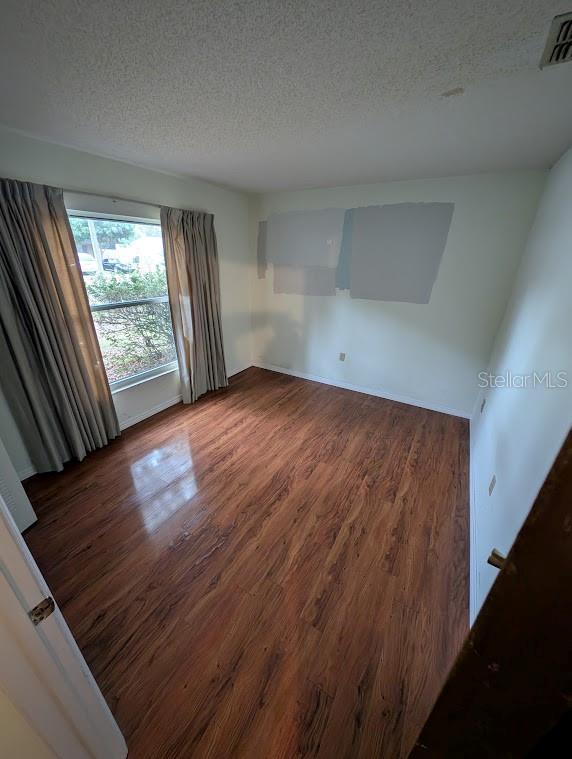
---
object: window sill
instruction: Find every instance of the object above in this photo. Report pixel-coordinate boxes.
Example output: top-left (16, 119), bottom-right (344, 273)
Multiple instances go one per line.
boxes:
top-left (111, 364), bottom-right (179, 395)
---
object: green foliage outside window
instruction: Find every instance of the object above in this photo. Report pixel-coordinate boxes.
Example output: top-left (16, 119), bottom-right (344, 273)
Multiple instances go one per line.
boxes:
top-left (86, 269), bottom-right (168, 304)
top-left (69, 217), bottom-right (136, 249)
top-left (85, 270), bottom-right (176, 383)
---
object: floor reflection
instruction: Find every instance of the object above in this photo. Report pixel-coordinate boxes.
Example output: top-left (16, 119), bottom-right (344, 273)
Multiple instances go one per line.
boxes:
top-left (129, 440), bottom-right (198, 534)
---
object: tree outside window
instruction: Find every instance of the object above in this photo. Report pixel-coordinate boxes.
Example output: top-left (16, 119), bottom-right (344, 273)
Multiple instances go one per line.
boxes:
top-left (69, 216), bottom-right (177, 384)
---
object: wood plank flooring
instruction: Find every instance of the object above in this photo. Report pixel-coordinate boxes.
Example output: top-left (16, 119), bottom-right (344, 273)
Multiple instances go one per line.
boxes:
top-left (24, 367), bottom-right (469, 758)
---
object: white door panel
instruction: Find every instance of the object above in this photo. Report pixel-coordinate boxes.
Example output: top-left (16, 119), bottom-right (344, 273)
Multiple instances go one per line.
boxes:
top-left (0, 494), bottom-right (127, 758)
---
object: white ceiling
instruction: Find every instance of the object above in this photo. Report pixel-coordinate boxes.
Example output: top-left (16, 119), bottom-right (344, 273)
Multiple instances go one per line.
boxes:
top-left (1, 0), bottom-right (571, 192)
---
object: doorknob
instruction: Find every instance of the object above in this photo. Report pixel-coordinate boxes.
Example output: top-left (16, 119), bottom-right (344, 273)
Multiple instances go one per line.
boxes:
top-left (487, 548), bottom-right (506, 569)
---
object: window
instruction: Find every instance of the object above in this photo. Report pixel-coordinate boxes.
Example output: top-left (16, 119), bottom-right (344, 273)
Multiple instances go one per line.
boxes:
top-left (68, 214), bottom-right (177, 389)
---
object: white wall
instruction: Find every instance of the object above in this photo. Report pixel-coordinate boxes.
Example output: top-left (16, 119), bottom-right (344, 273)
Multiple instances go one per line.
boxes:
top-left (470, 147), bottom-right (572, 621)
top-left (251, 171), bottom-right (545, 417)
top-left (0, 687), bottom-right (55, 759)
top-left (0, 127), bottom-right (254, 478)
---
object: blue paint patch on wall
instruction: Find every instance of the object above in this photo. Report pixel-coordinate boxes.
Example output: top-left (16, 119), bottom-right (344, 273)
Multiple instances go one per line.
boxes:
top-left (336, 209), bottom-right (354, 290)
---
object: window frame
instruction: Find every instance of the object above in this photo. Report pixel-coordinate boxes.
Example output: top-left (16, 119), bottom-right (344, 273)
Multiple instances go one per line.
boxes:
top-left (67, 209), bottom-right (178, 392)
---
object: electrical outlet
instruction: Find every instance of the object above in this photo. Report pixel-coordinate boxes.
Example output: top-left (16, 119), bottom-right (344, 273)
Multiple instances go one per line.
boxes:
top-left (339, 352), bottom-right (346, 362)
top-left (489, 474), bottom-right (496, 496)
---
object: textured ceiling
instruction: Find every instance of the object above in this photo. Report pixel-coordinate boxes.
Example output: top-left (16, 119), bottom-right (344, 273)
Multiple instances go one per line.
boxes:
top-left (0, 0), bottom-right (571, 192)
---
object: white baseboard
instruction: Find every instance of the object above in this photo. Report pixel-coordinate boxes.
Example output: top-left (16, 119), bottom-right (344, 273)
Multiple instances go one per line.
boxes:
top-left (469, 418), bottom-right (479, 627)
top-left (118, 364), bottom-right (251, 431)
top-left (468, 387), bottom-right (486, 626)
top-left (257, 360), bottom-right (475, 624)
top-left (254, 362), bottom-right (470, 419)
top-left (21, 399), bottom-right (184, 474)
top-left (227, 363), bottom-right (253, 379)
top-left (18, 365), bottom-right (252, 479)
top-left (119, 395), bottom-right (182, 431)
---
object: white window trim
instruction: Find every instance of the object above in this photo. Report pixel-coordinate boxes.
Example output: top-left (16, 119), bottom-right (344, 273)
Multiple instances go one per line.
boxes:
top-left (67, 209), bottom-right (161, 227)
top-left (110, 362), bottom-right (178, 394)
top-left (67, 208), bottom-right (178, 391)
top-left (64, 191), bottom-right (160, 223)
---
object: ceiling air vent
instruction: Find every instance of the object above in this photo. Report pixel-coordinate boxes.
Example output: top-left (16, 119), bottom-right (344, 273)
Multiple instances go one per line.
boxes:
top-left (540, 12), bottom-right (572, 67)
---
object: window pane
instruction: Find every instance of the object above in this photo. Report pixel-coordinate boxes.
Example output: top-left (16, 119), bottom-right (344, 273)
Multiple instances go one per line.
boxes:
top-left (85, 268), bottom-right (168, 306)
top-left (70, 217), bottom-right (167, 304)
top-left (69, 215), bottom-right (177, 385)
top-left (92, 301), bottom-right (177, 383)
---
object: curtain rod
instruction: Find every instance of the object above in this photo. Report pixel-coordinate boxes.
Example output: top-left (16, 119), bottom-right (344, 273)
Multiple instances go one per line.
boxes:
top-left (62, 187), bottom-right (209, 215)
top-left (62, 187), bottom-right (162, 209)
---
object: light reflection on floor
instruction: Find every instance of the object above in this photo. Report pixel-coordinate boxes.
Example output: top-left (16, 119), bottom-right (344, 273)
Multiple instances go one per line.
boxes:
top-left (129, 441), bottom-right (198, 534)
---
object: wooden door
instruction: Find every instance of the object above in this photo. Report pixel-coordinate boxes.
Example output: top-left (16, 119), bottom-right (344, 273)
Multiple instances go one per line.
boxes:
top-left (410, 429), bottom-right (572, 757)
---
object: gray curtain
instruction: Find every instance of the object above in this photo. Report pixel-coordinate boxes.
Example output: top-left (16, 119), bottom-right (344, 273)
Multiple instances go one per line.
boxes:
top-left (0, 178), bottom-right (120, 473)
top-left (160, 207), bottom-right (227, 403)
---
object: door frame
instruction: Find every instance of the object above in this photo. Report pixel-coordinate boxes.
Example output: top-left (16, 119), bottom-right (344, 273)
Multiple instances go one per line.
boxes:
top-left (0, 492), bottom-right (127, 758)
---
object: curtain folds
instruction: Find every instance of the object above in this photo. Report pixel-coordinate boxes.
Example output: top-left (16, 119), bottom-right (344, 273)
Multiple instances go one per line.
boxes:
top-left (160, 207), bottom-right (227, 403)
top-left (0, 178), bottom-right (120, 473)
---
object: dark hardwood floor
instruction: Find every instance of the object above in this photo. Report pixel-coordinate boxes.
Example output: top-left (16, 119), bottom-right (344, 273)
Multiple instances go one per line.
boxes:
top-left (24, 367), bottom-right (469, 758)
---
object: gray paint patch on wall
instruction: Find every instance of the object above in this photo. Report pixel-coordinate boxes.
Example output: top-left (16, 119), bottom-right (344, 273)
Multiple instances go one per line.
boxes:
top-left (266, 208), bottom-right (345, 268)
top-left (273, 265), bottom-right (336, 296)
top-left (349, 203), bottom-right (453, 303)
top-left (257, 220), bottom-right (267, 279)
top-left (262, 202), bottom-right (454, 301)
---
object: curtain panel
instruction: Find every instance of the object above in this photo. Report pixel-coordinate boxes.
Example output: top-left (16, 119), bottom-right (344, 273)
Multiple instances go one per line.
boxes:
top-left (160, 207), bottom-right (227, 403)
top-left (0, 178), bottom-right (120, 473)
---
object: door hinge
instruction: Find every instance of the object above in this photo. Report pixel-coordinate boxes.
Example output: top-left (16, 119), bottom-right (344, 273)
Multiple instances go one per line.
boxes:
top-left (28, 596), bottom-right (55, 625)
